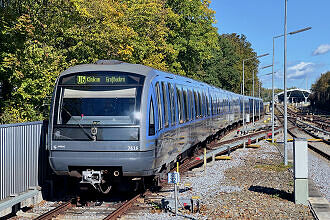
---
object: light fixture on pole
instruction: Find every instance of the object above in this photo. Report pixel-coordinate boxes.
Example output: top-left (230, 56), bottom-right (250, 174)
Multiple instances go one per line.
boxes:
top-left (258, 72), bottom-right (273, 118)
top-left (271, 26), bottom-right (311, 148)
top-left (252, 64), bottom-right (272, 124)
top-left (283, 0), bottom-right (288, 165)
top-left (283, 0), bottom-right (311, 165)
top-left (242, 53), bottom-right (269, 129)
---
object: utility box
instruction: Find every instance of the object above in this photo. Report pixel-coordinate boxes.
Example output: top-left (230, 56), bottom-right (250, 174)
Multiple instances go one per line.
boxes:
top-left (293, 138), bottom-right (308, 205)
top-left (246, 114), bottom-right (250, 123)
top-left (293, 138), bottom-right (308, 179)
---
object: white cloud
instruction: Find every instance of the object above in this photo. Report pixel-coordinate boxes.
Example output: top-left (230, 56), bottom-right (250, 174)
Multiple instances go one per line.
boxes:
top-left (287, 62), bottom-right (315, 79)
top-left (312, 44), bottom-right (330, 55)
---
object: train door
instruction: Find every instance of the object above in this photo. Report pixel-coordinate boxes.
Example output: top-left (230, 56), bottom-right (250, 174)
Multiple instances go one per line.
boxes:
top-left (146, 80), bottom-right (160, 169)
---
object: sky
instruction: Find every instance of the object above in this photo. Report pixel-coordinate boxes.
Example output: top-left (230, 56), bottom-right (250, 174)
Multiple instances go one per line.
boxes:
top-left (210, 0), bottom-right (330, 90)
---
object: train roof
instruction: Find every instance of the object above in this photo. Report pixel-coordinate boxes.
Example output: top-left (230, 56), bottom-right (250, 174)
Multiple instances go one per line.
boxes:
top-left (59, 60), bottom-right (153, 77)
top-left (58, 60), bottom-right (262, 101)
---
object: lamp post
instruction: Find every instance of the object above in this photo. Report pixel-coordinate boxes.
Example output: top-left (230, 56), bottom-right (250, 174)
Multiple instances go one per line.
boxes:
top-left (242, 53), bottom-right (269, 129)
top-left (258, 72), bottom-right (273, 118)
top-left (272, 27), bottom-right (312, 147)
top-left (275, 0), bottom-right (312, 165)
top-left (252, 64), bottom-right (272, 124)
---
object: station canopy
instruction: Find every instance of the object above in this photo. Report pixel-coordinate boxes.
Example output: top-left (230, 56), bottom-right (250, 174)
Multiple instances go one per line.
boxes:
top-left (275, 88), bottom-right (311, 103)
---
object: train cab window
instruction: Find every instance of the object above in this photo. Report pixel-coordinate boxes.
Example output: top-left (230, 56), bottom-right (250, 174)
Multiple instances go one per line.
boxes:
top-left (161, 82), bottom-right (169, 128)
top-left (149, 98), bottom-right (155, 136)
top-left (155, 82), bottom-right (163, 130)
top-left (183, 89), bottom-right (189, 121)
top-left (176, 86), bottom-right (184, 123)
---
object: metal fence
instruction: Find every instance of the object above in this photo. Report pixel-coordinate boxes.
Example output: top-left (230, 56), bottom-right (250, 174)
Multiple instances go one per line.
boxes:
top-left (0, 121), bottom-right (47, 200)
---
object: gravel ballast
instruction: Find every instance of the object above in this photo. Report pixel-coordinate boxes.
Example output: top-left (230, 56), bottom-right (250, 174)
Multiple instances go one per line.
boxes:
top-left (137, 140), bottom-right (313, 219)
top-left (308, 150), bottom-right (330, 201)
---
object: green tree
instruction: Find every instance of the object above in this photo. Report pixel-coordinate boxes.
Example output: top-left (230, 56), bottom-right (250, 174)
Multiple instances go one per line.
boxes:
top-left (204, 33), bottom-right (259, 93)
top-left (0, 0), bottom-right (260, 123)
top-left (310, 71), bottom-right (330, 111)
top-left (165, 0), bottom-right (219, 79)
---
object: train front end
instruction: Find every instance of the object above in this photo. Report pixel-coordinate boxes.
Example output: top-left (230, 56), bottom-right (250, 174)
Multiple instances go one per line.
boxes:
top-left (48, 64), bottom-right (153, 192)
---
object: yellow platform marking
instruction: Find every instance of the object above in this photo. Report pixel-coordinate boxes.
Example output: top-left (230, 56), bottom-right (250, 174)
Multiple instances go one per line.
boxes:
top-left (215, 155), bottom-right (232, 160)
top-left (184, 183), bottom-right (191, 187)
top-left (247, 144), bottom-right (260, 148)
top-left (191, 196), bottom-right (200, 200)
top-left (266, 138), bottom-right (276, 141)
top-left (307, 139), bottom-right (323, 142)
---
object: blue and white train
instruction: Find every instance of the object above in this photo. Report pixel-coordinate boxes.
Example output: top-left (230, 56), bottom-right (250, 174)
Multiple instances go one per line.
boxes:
top-left (47, 60), bottom-right (263, 192)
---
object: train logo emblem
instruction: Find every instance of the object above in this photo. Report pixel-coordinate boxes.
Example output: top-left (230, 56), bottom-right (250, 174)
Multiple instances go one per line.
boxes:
top-left (77, 76), bottom-right (86, 84)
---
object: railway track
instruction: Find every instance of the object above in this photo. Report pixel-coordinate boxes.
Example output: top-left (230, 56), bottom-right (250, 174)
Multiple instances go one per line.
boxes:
top-left (32, 117), bottom-right (280, 219)
top-left (34, 201), bottom-right (72, 220)
top-left (288, 105), bottom-right (330, 132)
top-left (276, 105), bottom-right (329, 160)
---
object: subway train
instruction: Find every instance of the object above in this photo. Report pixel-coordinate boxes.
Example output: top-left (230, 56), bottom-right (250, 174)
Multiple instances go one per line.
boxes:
top-left (47, 60), bottom-right (263, 193)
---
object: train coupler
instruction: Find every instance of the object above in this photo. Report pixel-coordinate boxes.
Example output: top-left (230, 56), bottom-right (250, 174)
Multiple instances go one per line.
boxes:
top-left (80, 170), bottom-right (112, 194)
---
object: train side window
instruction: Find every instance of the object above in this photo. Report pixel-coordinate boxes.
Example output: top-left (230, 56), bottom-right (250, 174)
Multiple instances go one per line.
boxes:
top-left (201, 93), bottom-right (205, 117)
top-left (210, 97), bottom-right (213, 115)
top-left (161, 82), bottom-right (169, 128)
top-left (220, 97), bottom-right (223, 113)
top-left (198, 92), bottom-right (202, 117)
top-left (213, 96), bottom-right (216, 115)
top-left (206, 96), bottom-right (209, 116)
top-left (168, 83), bottom-right (173, 126)
top-left (183, 89), bottom-right (189, 122)
top-left (171, 84), bottom-right (176, 125)
top-left (215, 97), bottom-right (218, 114)
top-left (149, 98), bottom-right (155, 136)
top-left (155, 82), bottom-right (163, 130)
top-left (189, 90), bottom-right (194, 120)
top-left (176, 86), bottom-right (184, 123)
top-left (204, 93), bottom-right (206, 116)
top-left (194, 91), bottom-right (198, 118)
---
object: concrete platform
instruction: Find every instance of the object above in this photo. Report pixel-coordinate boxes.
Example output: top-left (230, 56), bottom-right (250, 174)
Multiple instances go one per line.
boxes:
top-left (275, 135), bottom-right (330, 220)
top-left (308, 179), bottom-right (330, 220)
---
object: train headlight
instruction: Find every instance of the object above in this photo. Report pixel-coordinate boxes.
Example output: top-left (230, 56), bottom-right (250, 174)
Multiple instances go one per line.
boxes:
top-left (134, 112), bottom-right (141, 120)
top-left (54, 129), bottom-right (61, 139)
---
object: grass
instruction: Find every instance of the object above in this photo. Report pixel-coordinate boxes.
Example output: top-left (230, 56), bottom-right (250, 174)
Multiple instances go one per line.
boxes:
top-left (254, 163), bottom-right (293, 172)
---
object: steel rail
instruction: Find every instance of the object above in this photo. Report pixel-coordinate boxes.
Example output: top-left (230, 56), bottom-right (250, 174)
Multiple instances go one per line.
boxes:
top-left (281, 107), bottom-right (329, 143)
top-left (34, 201), bottom-right (72, 220)
top-left (103, 194), bottom-right (141, 220)
top-left (276, 105), bottom-right (329, 160)
top-left (178, 125), bottom-right (283, 173)
top-left (35, 118), bottom-right (275, 220)
top-left (287, 107), bottom-right (330, 131)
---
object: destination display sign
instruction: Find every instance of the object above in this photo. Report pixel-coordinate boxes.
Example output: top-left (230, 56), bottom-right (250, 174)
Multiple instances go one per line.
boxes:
top-left (76, 75), bottom-right (127, 85)
top-left (59, 72), bottom-right (144, 85)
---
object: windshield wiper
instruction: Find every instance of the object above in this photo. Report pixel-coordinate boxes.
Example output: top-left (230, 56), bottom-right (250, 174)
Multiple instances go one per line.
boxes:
top-left (62, 106), bottom-right (94, 141)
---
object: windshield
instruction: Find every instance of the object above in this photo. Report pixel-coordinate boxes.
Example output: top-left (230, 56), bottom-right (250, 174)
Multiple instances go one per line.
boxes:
top-left (60, 87), bottom-right (138, 125)
top-left (54, 72), bottom-right (144, 126)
